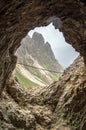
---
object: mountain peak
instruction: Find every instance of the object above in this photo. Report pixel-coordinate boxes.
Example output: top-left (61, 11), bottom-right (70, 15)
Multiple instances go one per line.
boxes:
top-left (32, 32), bottom-right (45, 45)
top-left (15, 32), bottom-right (63, 87)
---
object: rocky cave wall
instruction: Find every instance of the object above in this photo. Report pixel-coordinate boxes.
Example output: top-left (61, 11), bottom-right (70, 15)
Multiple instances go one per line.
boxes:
top-left (0, 56), bottom-right (85, 130)
top-left (0, 0), bottom-right (86, 93)
top-left (0, 1), bottom-right (86, 130)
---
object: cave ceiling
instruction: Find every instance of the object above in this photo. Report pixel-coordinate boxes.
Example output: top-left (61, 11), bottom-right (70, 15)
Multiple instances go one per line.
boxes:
top-left (0, 0), bottom-right (86, 56)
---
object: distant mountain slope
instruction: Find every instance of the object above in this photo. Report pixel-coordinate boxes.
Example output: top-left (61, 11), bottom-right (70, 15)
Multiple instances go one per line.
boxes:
top-left (15, 32), bottom-right (63, 88)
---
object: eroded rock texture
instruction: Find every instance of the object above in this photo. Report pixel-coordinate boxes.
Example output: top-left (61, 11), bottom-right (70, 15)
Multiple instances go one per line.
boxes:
top-left (0, 56), bottom-right (86, 130)
top-left (0, 0), bottom-right (86, 130)
top-left (0, 0), bottom-right (86, 92)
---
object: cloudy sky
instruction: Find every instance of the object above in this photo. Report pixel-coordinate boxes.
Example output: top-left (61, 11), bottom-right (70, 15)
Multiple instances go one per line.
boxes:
top-left (28, 23), bottom-right (79, 69)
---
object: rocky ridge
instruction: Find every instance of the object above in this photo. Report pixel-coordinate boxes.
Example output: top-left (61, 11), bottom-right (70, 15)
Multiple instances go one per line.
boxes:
top-left (15, 32), bottom-right (63, 87)
top-left (16, 32), bottom-right (62, 72)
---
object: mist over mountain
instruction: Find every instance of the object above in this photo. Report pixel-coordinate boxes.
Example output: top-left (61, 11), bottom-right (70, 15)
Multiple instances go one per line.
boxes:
top-left (15, 32), bottom-right (63, 87)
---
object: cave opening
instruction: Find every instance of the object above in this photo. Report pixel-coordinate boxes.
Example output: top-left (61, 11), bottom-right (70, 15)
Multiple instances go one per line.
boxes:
top-left (0, 1), bottom-right (86, 130)
top-left (14, 22), bottom-right (79, 89)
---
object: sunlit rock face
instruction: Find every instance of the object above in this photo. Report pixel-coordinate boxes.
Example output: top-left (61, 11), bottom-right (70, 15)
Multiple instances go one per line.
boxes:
top-left (0, 1), bottom-right (86, 130)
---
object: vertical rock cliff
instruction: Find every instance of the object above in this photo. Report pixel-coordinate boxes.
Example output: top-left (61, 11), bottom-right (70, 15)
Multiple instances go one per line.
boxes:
top-left (15, 32), bottom-right (63, 87)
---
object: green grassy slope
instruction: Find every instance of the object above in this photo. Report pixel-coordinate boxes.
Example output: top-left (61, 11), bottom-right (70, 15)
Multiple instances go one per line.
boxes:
top-left (15, 68), bottom-right (61, 88)
top-left (24, 66), bottom-right (51, 84)
top-left (15, 70), bottom-right (39, 88)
